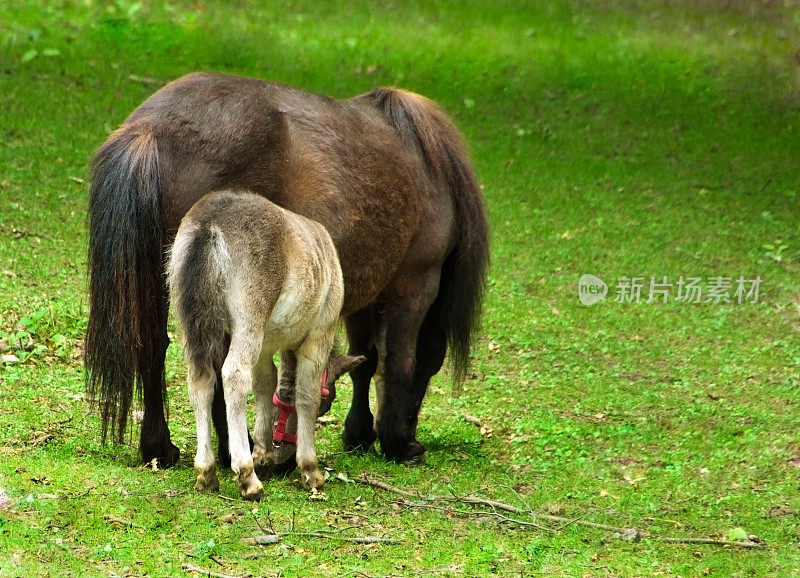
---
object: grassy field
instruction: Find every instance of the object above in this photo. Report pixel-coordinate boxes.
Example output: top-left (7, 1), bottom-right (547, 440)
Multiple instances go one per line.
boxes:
top-left (2, 0), bottom-right (800, 575)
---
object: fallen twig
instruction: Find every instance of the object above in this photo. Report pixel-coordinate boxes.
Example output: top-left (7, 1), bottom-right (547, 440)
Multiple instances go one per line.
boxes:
top-left (129, 74), bottom-right (163, 86)
top-left (182, 563), bottom-right (249, 578)
top-left (392, 497), bottom-right (554, 533)
top-left (244, 531), bottom-right (400, 545)
top-left (463, 415), bottom-right (483, 427)
top-left (355, 473), bottom-right (763, 549)
top-left (357, 476), bottom-right (421, 499)
top-left (294, 532), bottom-right (400, 544)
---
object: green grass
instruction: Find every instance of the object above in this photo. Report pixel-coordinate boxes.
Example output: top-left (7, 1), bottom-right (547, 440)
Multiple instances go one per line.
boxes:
top-left (2, 0), bottom-right (800, 575)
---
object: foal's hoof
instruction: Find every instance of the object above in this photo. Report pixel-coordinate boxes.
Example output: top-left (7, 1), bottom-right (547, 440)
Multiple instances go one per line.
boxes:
top-left (240, 481), bottom-right (264, 502)
top-left (237, 468), bottom-right (264, 501)
top-left (301, 468), bottom-right (325, 491)
top-left (195, 468), bottom-right (220, 493)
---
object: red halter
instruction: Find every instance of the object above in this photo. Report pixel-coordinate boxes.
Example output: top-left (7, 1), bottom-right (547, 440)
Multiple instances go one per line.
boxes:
top-left (272, 369), bottom-right (329, 447)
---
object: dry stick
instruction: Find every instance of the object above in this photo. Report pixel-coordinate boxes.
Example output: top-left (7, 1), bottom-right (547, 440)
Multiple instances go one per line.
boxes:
top-left (292, 532), bottom-right (400, 544)
top-left (181, 563), bottom-right (248, 578)
top-left (355, 475), bottom-right (762, 549)
top-left (463, 414), bottom-right (483, 427)
top-left (393, 498), bottom-right (554, 533)
top-left (245, 532), bottom-right (400, 545)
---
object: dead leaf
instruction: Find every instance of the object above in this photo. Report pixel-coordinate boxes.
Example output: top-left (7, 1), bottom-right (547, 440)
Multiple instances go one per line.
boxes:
top-left (619, 528), bottom-right (641, 542)
top-left (308, 488), bottom-right (328, 501)
top-left (768, 505), bottom-right (794, 517)
top-left (623, 469), bottom-right (646, 487)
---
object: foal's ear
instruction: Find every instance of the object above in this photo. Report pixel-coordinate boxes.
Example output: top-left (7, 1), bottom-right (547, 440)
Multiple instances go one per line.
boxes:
top-left (328, 354), bottom-right (367, 381)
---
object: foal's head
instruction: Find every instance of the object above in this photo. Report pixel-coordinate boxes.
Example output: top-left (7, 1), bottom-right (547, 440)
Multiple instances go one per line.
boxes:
top-left (267, 353), bottom-right (366, 476)
top-left (319, 354), bottom-right (366, 416)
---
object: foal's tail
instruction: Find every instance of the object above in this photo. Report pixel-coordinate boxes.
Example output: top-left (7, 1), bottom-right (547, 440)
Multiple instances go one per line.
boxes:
top-left (367, 88), bottom-right (490, 382)
top-left (167, 222), bottom-right (230, 378)
top-left (86, 125), bottom-right (166, 443)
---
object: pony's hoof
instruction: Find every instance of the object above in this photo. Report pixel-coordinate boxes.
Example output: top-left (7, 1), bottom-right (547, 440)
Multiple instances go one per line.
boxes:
top-left (342, 426), bottom-right (377, 453)
top-left (382, 438), bottom-right (426, 464)
top-left (273, 455), bottom-right (298, 476)
top-left (142, 441), bottom-right (180, 469)
top-left (217, 444), bottom-right (231, 469)
top-left (253, 449), bottom-right (275, 480)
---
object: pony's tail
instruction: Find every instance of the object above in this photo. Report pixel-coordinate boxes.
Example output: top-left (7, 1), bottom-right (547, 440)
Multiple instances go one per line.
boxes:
top-left (367, 88), bottom-right (490, 382)
top-left (167, 222), bottom-right (230, 381)
top-left (86, 125), bottom-right (165, 443)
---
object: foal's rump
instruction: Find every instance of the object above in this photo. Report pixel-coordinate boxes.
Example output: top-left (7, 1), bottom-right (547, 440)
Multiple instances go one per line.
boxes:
top-left (168, 190), bottom-right (343, 357)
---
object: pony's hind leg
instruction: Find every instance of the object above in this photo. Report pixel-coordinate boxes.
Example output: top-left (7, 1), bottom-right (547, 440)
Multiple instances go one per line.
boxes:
top-left (187, 362), bottom-right (219, 492)
top-left (222, 335), bottom-right (264, 501)
top-left (375, 270), bottom-right (441, 463)
top-left (409, 298), bottom-right (448, 435)
top-left (140, 321), bottom-right (180, 468)
top-left (211, 335), bottom-right (232, 468)
top-left (342, 306), bottom-right (378, 452)
top-left (211, 377), bottom-right (230, 467)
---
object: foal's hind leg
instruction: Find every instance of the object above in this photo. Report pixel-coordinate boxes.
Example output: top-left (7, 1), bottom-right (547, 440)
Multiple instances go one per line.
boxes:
top-left (187, 362), bottom-right (219, 492)
top-left (222, 335), bottom-right (264, 501)
top-left (213, 373), bottom-right (256, 470)
top-left (294, 338), bottom-right (331, 491)
top-left (343, 307), bottom-right (379, 452)
top-left (251, 349), bottom-right (278, 479)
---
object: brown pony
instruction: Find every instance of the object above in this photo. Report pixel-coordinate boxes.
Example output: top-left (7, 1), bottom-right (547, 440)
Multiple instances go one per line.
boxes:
top-left (86, 72), bottom-right (489, 467)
